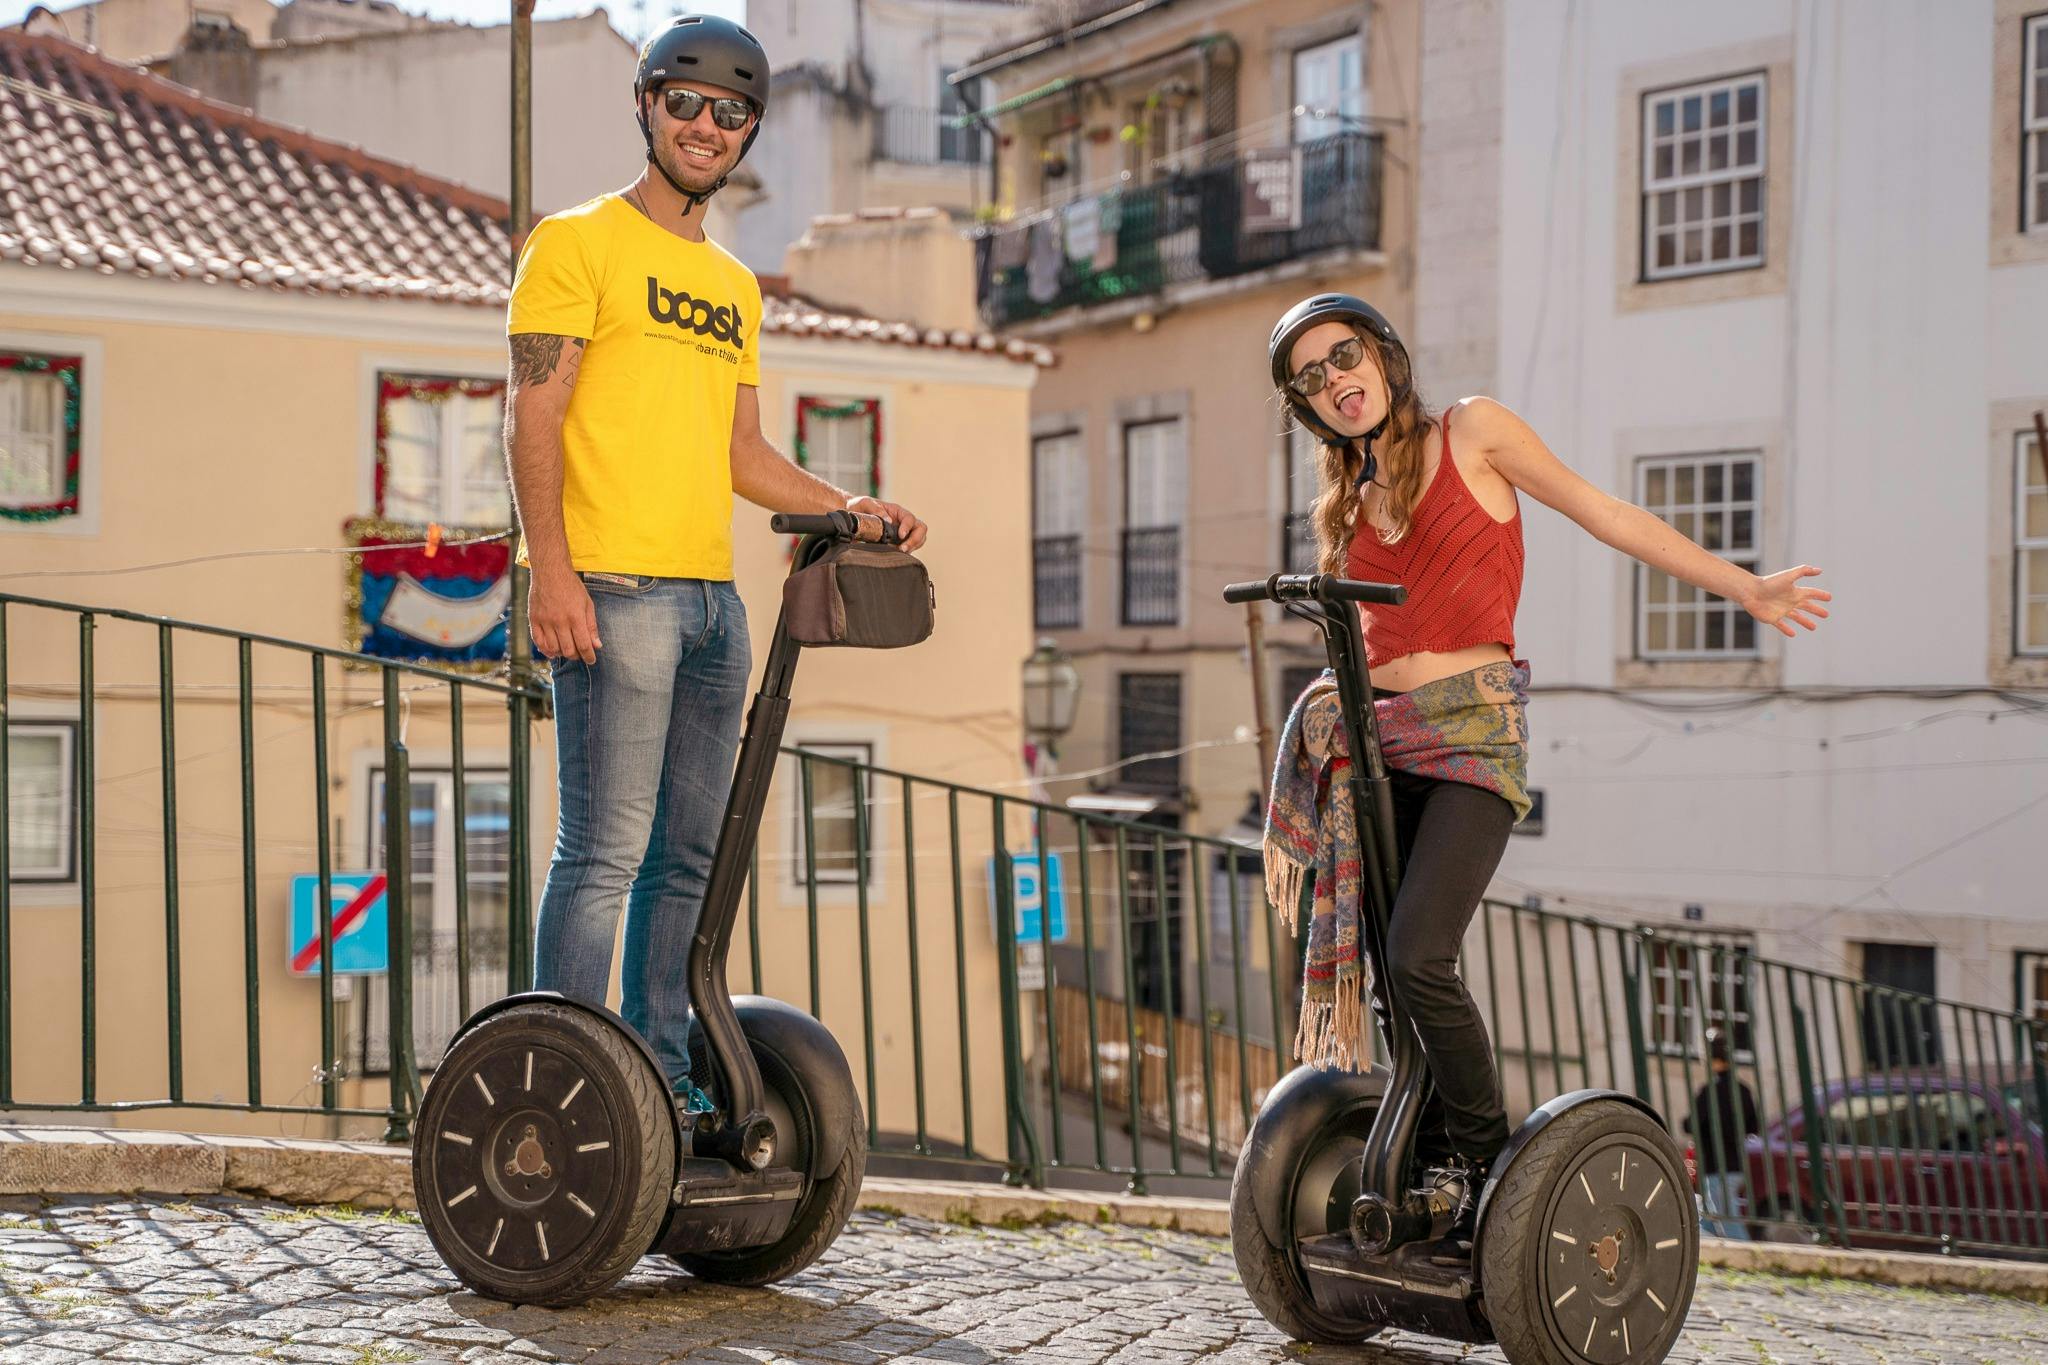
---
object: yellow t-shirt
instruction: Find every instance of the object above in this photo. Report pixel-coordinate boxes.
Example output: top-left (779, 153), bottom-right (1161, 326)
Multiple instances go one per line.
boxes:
top-left (508, 194), bottom-right (762, 580)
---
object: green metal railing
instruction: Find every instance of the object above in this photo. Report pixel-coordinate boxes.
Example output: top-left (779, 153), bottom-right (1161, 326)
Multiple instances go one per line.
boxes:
top-left (5, 592), bottom-right (2046, 1258)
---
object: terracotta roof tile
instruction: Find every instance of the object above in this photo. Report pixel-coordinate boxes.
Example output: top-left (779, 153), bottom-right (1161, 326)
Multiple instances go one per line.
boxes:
top-left (0, 29), bottom-right (511, 303)
top-left (0, 30), bottom-right (1053, 365)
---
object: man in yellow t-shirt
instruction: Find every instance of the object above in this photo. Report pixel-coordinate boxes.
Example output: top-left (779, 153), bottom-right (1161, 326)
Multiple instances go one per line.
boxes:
top-left (504, 13), bottom-right (927, 1117)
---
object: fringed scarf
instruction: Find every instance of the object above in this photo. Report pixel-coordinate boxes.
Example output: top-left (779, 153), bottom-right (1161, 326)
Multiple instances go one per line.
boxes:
top-left (1263, 660), bottom-right (1532, 1070)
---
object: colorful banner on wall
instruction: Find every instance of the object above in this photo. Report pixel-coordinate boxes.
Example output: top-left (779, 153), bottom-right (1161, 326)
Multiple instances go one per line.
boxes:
top-left (344, 517), bottom-right (512, 669)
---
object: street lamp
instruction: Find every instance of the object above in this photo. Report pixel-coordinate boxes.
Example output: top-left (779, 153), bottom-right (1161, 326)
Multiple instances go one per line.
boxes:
top-left (1020, 637), bottom-right (1081, 758)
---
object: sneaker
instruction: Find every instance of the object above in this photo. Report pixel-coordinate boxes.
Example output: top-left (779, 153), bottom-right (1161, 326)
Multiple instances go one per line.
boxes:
top-left (673, 1078), bottom-right (718, 1118)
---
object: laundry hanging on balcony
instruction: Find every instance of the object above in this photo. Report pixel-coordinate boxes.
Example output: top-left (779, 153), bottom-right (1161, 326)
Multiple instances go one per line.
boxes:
top-left (1093, 191), bottom-right (1121, 272)
top-left (1062, 198), bottom-right (1098, 264)
top-left (1026, 216), bottom-right (1063, 303)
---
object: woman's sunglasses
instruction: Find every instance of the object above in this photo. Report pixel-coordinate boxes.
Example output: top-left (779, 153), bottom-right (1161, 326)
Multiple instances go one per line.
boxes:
top-left (1289, 335), bottom-right (1366, 398)
top-left (661, 88), bottom-right (753, 131)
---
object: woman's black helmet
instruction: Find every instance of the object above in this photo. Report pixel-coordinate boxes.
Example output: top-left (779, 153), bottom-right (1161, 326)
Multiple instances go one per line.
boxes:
top-left (1269, 293), bottom-right (1404, 445)
top-left (634, 14), bottom-right (771, 203)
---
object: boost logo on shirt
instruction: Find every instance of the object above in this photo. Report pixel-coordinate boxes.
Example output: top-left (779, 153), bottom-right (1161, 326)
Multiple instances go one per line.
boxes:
top-left (645, 277), bottom-right (746, 346)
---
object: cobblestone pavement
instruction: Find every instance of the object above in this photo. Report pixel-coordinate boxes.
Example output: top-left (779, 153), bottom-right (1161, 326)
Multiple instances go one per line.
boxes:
top-left (2, 1195), bottom-right (2044, 1365)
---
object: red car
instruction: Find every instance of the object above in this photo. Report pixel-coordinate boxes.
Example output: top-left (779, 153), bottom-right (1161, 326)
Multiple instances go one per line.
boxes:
top-left (1739, 1071), bottom-right (2048, 1253)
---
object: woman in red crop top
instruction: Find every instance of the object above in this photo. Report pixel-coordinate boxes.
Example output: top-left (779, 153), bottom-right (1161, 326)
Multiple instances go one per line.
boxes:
top-left (1265, 293), bottom-right (1831, 1256)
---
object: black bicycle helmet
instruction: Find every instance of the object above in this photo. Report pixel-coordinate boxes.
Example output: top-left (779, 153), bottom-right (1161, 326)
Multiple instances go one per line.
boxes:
top-left (1269, 293), bottom-right (1407, 475)
top-left (634, 13), bottom-right (771, 207)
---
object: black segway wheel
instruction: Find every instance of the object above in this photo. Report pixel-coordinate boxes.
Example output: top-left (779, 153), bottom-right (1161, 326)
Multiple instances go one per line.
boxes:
top-left (1228, 1088), bottom-right (1385, 1345)
top-left (670, 999), bottom-right (867, 1286)
top-left (1479, 1100), bottom-right (1698, 1365)
top-left (413, 1001), bottom-right (676, 1307)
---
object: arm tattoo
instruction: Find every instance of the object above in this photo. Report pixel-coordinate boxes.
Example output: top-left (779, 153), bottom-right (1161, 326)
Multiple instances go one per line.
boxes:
top-left (559, 337), bottom-right (586, 390)
top-left (509, 333), bottom-right (572, 387)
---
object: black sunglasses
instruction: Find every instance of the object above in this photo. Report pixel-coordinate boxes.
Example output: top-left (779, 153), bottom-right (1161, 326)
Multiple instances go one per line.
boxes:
top-left (1289, 335), bottom-right (1366, 398)
top-left (661, 87), bottom-right (753, 131)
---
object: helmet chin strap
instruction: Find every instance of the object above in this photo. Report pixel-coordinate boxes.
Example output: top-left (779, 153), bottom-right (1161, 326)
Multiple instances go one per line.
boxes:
top-left (1352, 413), bottom-right (1391, 490)
top-left (639, 111), bottom-right (726, 211)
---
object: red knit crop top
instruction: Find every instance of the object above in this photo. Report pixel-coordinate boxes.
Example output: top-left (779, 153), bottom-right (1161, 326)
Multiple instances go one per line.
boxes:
top-left (1343, 410), bottom-right (1524, 669)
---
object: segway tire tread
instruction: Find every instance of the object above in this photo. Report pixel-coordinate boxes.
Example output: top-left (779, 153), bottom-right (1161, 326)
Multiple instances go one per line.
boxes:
top-left (416, 1003), bottom-right (676, 1308)
top-left (1228, 1136), bottom-right (1384, 1345)
top-left (673, 1051), bottom-right (867, 1286)
top-left (1478, 1101), bottom-right (1697, 1365)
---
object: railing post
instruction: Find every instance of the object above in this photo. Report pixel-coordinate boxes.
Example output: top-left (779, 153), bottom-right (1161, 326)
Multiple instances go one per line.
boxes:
top-left (991, 799), bottom-right (1044, 1188)
top-left (1619, 935), bottom-right (1652, 1103)
top-left (1790, 998), bottom-right (1849, 1247)
top-left (507, 685), bottom-right (535, 994)
top-left (382, 670), bottom-right (417, 1144)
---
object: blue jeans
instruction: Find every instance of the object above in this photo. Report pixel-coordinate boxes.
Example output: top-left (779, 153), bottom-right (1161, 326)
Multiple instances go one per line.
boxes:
top-left (533, 575), bottom-right (750, 1091)
top-left (1700, 1172), bottom-right (1751, 1240)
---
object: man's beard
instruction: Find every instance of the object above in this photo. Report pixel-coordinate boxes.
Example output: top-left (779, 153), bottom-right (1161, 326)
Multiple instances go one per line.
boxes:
top-left (654, 139), bottom-right (728, 196)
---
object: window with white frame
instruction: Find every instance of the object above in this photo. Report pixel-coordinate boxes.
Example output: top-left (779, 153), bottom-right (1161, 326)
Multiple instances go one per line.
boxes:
top-left (1122, 417), bottom-right (1184, 626)
top-left (1, 350), bottom-right (81, 522)
top-left (1293, 32), bottom-right (1366, 143)
top-left (938, 67), bottom-right (982, 164)
top-left (795, 397), bottom-right (880, 498)
top-left (361, 767), bottom-right (511, 1071)
top-left (2028, 15), bottom-right (2048, 232)
top-left (1033, 430), bottom-right (1085, 630)
top-left (2018, 950), bottom-right (2048, 1024)
top-left (2019, 429), bottom-right (2048, 655)
top-left (1642, 73), bottom-right (1765, 280)
top-left (376, 373), bottom-right (509, 525)
top-left (7, 720), bottom-right (77, 885)
top-left (1643, 930), bottom-right (1756, 1059)
top-left (790, 744), bottom-right (874, 886)
top-left (1636, 452), bottom-right (1760, 659)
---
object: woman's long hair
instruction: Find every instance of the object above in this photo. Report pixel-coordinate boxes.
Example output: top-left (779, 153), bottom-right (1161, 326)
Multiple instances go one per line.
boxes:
top-left (1290, 326), bottom-right (1436, 574)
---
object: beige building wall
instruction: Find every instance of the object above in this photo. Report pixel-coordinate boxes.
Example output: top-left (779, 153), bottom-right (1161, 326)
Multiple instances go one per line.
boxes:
top-left (20, 0), bottom-right (278, 61)
top-left (0, 263), bottom-right (1040, 1150)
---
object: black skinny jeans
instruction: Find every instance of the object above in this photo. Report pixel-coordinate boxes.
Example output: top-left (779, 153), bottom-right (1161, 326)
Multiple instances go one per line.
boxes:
top-left (1367, 758), bottom-right (1516, 1167)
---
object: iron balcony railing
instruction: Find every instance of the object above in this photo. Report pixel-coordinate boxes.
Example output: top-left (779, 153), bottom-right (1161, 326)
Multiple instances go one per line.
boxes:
top-left (1033, 533), bottom-right (1081, 629)
top-left (976, 130), bottom-right (1384, 329)
top-left (1120, 525), bottom-right (1179, 626)
top-left (873, 105), bottom-right (984, 166)
top-left (7, 591), bottom-right (2048, 1257)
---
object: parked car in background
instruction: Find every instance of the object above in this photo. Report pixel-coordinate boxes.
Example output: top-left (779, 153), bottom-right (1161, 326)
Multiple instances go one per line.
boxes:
top-left (1744, 1071), bottom-right (2048, 1254)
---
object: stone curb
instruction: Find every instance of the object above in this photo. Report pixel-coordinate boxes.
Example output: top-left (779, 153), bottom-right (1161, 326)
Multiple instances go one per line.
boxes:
top-left (5, 1125), bottom-right (2045, 1302)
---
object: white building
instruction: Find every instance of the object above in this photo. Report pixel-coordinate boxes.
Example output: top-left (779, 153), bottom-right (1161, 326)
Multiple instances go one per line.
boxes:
top-left (1417, 0), bottom-right (2048, 1021)
top-left (735, 0), bottom-right (1032, 274)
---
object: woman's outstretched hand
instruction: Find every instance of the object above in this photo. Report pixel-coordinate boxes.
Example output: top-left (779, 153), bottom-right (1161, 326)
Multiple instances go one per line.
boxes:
top-left (1743, 565), bottom-right (1832, 637)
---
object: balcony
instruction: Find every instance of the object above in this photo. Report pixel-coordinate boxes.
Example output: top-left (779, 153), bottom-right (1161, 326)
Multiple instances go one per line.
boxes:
top-left (873, 105), bottom-right (984, 166)
top-left (975, 131), bottom-right (1383, 330)
top-left (1120, 525), bottom-right (1179, 626)
top-left (1033, 533), bottom-right (1081, 629)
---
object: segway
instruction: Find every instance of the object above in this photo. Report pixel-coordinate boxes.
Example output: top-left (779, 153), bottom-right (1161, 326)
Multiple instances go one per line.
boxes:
top-left (413, 511), bottom-right (924, 1306)
top-left (1224, 572), bottom-right (1699, 1365)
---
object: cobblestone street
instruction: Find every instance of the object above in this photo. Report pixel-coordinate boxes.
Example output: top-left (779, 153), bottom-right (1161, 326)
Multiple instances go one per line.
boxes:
top-left (2, 1196), bottom-right (2043, 1365)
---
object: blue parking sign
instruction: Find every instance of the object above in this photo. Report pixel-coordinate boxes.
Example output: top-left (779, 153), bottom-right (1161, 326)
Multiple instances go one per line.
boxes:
top-left (986, 847), bottom-right (1066, 944)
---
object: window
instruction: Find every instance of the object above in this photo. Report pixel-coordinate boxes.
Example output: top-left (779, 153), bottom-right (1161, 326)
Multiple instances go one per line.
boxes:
top-left (1284, 423), bottom-right (1320, 573)
top-left (1635, 453), bottom-right (1760, 659)
top-left (0, 351), bottom-right (81, 522)
top-left (1859, 940), bottom-right (1941, 1066)
top-left (361, 767), bottom-right (512, 1071)
top-left (1125, 86), bottom-right (1197, 183)
top-left (1641, 73), bottom-right (1765, 280)
top-left (1279, 665), bottom-right (1323, 715)
top-left (2020, 949), bottom-right (2048, 1023)
top-left (1642, 930), bottom-right (1755, 1058)
top-left (1122, 418), bottom-right (1184, 626)
top-left (1033, 431), bottom-right (1085, 630)
top-left (7, 720), bottom-right (77, 885)
top-left (1116, 672), bottom-right (1182, 794)
top-left (375, 373), bottom-right (509, 525)
top-left (791, 744), bottom-right (874, 886)
top-left (1293, 33), bottom-right (1366, 143)
top-left (2018, 429), bottom-right (2048, 654)
top-left (795, 397), bottom-right (880, 499)
top-left (2028, 15), bottom-right (2048, 232)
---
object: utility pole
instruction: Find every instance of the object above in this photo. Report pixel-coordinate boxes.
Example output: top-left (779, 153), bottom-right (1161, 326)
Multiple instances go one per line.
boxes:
top-left (508, 0), bottom-right (535, 692)
top-left (1243, 601), bottom-right (1276, 799)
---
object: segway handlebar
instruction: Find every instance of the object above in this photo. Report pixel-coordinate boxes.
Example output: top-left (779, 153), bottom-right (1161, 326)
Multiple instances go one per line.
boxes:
top-left (1222, 573), bottom-right (1407, 606)
top-left (769, 510), bottom-right (900, 544)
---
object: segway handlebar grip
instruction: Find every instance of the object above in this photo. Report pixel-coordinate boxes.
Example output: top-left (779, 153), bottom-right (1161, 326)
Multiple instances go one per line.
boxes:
top-left (1221, 574), bottom-right (1407, 606)
top-left (769, 510), bottom-right (901, 544)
